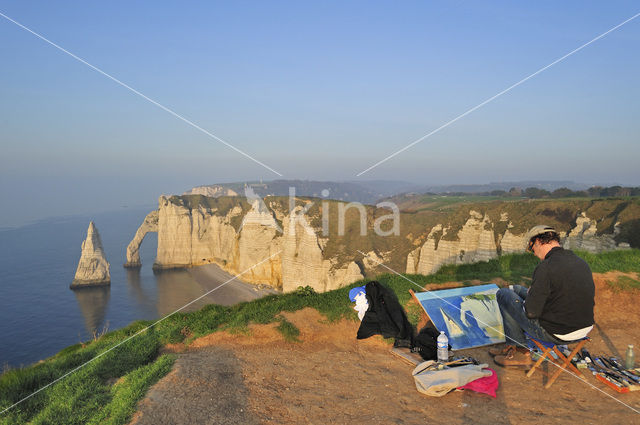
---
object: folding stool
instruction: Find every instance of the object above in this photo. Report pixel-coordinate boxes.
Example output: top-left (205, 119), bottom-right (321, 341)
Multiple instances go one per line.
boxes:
top-left (525, 333), bottom-right (591, 388)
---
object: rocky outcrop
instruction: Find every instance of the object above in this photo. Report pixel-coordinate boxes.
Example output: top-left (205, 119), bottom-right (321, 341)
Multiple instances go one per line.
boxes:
top-left (499, 229), bottom-right (526, 254)
top-left (406, 210), bottom-right (630, 275)
top-left (127, 196), bottom-right (363, 293)
top-left (237, 200), bottom-right (282, 285)
top-left (407, 212), bottom-right (497, 274)
top-left (124, 210), bottom-right (159, 267)
top-left (71, 222), bottom-right (111, 288)
top-left (563, 212), bottom-right (620, 252)
top-left (184, 185), bottom-right (238, 197)
top-left (153, 196), bottom-right (242, 270)
top-left (280, 206), bottom-right (363, 292)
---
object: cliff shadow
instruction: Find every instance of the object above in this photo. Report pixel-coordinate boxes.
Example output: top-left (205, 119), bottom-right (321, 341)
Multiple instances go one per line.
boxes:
top-left (132, 346), bottom-right (259, 425)
top-left (426, 249), bottom-right (536, 284)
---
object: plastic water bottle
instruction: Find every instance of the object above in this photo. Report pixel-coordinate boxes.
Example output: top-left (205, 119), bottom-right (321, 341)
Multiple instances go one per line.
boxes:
top-left (626, 345), bottom-right (635, 370)
top-left (437, 331), bottom-right (449, 363)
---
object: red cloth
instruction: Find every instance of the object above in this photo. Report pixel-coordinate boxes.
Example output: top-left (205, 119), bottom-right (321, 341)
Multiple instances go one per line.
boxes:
top-left (457, 368), bottom-right (498, 397)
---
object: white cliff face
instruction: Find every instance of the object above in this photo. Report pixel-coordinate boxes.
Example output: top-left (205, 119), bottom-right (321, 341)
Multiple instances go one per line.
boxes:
top-left (408, 211), bottom-right (629, 275)
top-left (128, 197), bottom-right (363, 293)
top-left (237, 200), bottom-right (282, 286)
top-left (326, 261), bottom-right (363, 292)
top-left (563, 212), bottom-right (618, 253)
top-left (154, 196), bottom-right (240, 268)
top-left (281, 207), bottom-right (326, 292)
top-left (280, 206), bottom-right (363, 293)
top-left (184, 185), bottom-right (238, 197)
top-left (413, 212), bottom-right (497, 275)
top-left (500, 229), bottom-right (526, 254)
top-left (405, 247), bottom-right (421, 274)
top-left (71, 222), bottom-right (110, 288)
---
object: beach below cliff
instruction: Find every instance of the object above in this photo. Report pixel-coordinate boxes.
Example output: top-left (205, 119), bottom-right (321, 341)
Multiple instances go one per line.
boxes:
top-left (129, 272), bottom-right (640, 425)
top-left (185, 264), bottom-right (280, 307)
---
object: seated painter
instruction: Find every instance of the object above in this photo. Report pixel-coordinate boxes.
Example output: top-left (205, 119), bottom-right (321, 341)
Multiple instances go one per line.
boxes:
top-left (490, 225), bottom-right (595, 367)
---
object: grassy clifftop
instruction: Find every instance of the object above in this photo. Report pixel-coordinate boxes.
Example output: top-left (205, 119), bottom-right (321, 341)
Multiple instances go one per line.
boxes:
top-left (2, 249), bottom-right (639, 425)
top-left (389, 196), bottom-right (640, 237)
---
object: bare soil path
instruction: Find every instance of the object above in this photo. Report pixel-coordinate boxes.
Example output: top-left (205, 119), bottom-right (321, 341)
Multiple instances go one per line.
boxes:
top-left (130, 273), bottom-right (640, 425)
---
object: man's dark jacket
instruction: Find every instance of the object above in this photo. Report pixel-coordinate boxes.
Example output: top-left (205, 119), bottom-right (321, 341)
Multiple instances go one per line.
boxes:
top-left (525, 247), bottom-right (595, 335)
top-left (356, 281), bottom-right (414, 341)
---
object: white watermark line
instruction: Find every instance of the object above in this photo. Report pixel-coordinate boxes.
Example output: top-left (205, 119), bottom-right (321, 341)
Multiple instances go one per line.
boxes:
top-left (0, 251), bottom-right (282, 416)
top-left (356, 250), bottom-right (640, 415)
top-left (0, 11), bottom-right (283, 177)
top-left (356, 11), bottom-right (640, 177)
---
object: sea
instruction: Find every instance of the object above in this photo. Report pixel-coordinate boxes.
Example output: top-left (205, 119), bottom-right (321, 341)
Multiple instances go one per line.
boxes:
top-left (0, 207), bottom-right (240, 369)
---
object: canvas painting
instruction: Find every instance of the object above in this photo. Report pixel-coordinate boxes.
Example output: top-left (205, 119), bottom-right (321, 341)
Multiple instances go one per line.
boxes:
top-left (413, 284), bottom-right (505, 350)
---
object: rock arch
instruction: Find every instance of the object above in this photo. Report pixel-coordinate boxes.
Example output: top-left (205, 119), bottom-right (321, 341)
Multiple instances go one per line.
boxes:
top-left (124, 210), bottom-right (159, 268)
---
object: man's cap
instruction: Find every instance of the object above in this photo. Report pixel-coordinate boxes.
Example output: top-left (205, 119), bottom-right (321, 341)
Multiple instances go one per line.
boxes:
top-left (524, 225), bottom-right (558, 249)
top-left (348, 286), bottom-right (366, 302)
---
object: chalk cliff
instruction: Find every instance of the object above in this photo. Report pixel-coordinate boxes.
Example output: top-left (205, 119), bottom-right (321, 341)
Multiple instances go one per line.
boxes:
top-left (409, 211), bottom-right (497, 275)
top-left (127, 196), bottom-right (363, 292)
top-left (280, 206), bottom-right (363, 292)
top-left (71, 222), bottom-right (111, 288)
top-left (184, 185), bottom-right (238, 198)
top-left (406, 210), bottom-right (630, 275)
top-left (127, 195), bottom-right (636, 292)
top-left (563, 212), bottom-right (622, 252)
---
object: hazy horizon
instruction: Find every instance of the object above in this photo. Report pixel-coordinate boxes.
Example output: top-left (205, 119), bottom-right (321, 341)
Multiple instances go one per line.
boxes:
top-left (2, 2), bottom-right (639, 227)
top-left (2, 177), bottom-right (636, 230)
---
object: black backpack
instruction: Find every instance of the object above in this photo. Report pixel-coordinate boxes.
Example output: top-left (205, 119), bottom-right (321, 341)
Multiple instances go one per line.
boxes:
top-left (411, 326), bottom-right (442, 361)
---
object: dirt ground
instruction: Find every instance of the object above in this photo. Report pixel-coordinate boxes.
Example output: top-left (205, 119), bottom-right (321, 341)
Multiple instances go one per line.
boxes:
top-left (130, 273), bottom-right (640, 425)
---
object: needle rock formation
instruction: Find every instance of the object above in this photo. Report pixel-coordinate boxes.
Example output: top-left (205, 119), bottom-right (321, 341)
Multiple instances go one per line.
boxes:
top-left (71, 222), bottom-right (111, 289)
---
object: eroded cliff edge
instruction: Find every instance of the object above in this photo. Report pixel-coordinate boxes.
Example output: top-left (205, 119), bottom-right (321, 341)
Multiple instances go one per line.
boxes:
top-left (405, 210), bottom-right (630, 275)
top-left (127, 195), bottom-right (364, 293)
top-left (126, 195), bottom-right (638, 293)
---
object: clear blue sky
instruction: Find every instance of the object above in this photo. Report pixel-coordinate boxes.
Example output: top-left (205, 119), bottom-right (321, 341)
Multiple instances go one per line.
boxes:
top-left (1, 1), bottom-right (639, 226)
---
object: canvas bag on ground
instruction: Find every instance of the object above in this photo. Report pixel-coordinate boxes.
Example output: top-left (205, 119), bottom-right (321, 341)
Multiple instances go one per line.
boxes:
top-left (412, 360), bottom-right (492, 397)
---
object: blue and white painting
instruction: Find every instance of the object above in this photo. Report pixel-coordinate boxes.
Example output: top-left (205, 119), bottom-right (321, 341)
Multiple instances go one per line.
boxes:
top-left (414, 284), bottom-right (505, 350)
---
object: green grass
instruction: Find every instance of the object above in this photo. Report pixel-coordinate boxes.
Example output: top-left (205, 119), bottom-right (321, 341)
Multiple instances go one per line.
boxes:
top-left (607, 275), bottom-right (640, 292)
top-left (276, 317), bottom-right (301, 342)
top-left (573, 249), bottom-right (640, 274)
top-left (0, 328), bottom-right (167, 425)
top-left (2, 248), bottom-right (639, 424)
top-left (421, 252), bottom-right (539, 283)
top-left (84, 355), bottom-right (175, 425)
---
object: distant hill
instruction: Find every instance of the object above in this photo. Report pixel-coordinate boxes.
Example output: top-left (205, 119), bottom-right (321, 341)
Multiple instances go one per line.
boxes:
top-left (410, 180), bottom-right (589, 194)
top-left (185, 179), bottom-right (417, 204)
top-left (184, 179), bottom-right (593, 205)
